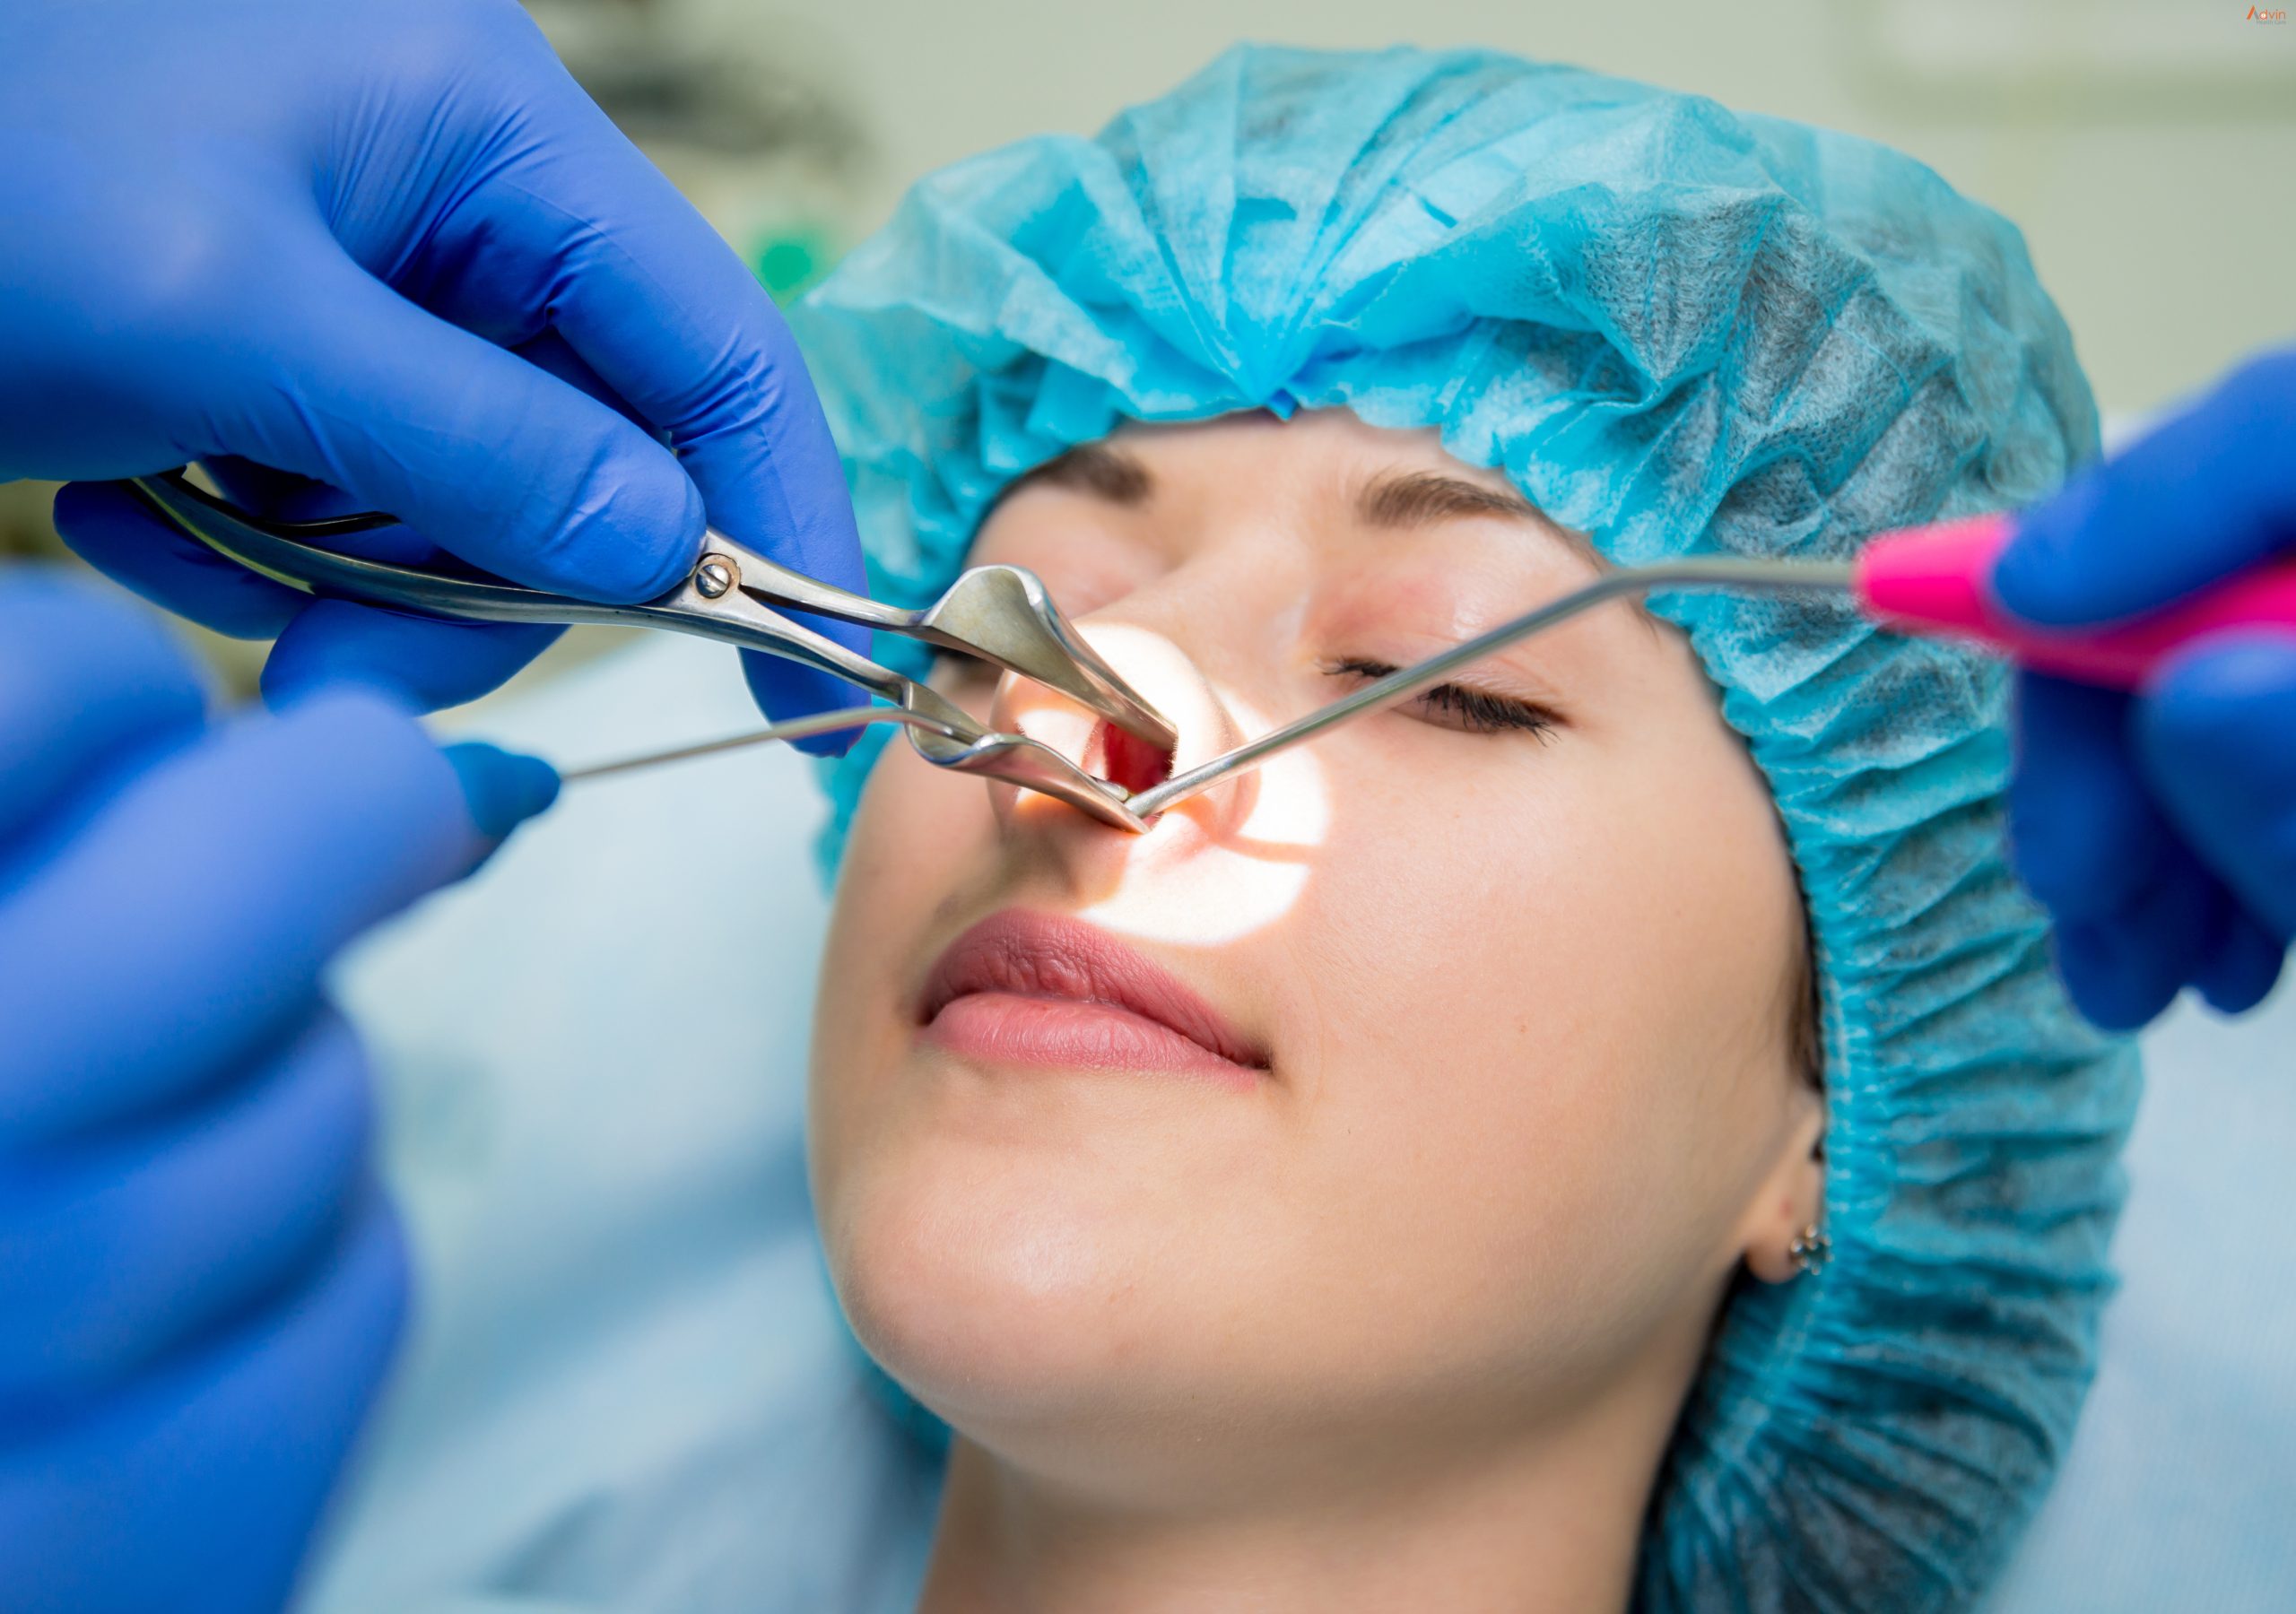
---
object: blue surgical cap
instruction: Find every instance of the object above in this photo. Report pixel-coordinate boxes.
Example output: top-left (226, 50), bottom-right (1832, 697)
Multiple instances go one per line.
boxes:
top-left (791, 44), bottom-right (2139, 1610)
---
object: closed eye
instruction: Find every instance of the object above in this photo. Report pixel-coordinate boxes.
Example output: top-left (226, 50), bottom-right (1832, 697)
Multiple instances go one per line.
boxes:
top-left (1321, 657), bottom-right (1562, 740)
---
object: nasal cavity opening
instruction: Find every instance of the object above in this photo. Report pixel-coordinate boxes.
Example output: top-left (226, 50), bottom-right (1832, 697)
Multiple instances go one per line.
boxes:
top-left (1094, 720), bottom-right (1175, 796)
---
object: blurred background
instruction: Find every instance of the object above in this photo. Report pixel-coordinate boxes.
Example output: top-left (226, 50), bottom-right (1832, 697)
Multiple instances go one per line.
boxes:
top-left (8, 0), bottom-right (2288, 691)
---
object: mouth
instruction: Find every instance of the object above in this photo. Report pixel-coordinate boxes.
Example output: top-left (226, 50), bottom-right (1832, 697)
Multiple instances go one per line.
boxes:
top-left (916, 908), bottom-right (1267, 1080)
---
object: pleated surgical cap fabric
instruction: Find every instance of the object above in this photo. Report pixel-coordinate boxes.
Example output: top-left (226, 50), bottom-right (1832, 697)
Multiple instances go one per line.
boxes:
top-left (791, 44), bottom-right (2140, 1611)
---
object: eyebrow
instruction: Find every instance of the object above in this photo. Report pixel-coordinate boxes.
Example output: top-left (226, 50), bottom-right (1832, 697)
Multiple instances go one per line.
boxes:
top-left (1004, 442), bottom-right (1154, 507)
top-left (1353, 469), bottom-right (1544, 530)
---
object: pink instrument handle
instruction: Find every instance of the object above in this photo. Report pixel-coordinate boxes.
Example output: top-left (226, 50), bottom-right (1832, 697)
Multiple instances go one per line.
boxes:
top-left (1852, 514), bottom-right (2296, 689)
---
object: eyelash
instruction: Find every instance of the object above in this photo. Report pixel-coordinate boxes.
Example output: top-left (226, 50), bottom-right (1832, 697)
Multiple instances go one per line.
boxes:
top-left (1322, 658), bottom-right (1561, 740)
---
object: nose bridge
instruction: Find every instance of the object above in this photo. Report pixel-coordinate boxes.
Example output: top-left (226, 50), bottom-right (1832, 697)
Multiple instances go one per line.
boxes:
top-left (1089, 528), bottom-right (1299, 697)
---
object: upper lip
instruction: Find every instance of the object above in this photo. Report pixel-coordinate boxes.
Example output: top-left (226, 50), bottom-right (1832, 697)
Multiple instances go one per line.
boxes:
top-left (917, 908), bottom-right (1267, 1070)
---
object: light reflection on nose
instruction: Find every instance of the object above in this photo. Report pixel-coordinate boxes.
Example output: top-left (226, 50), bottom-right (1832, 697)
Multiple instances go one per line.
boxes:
top-left (992, 622), bottom-right (1330, 947)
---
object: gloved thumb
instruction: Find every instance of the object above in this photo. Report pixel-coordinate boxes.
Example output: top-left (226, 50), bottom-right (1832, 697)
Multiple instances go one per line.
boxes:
top-left (2135, 632), bottom-right (2296, 941)
top-left (225, 242), bottom-right (704, 605)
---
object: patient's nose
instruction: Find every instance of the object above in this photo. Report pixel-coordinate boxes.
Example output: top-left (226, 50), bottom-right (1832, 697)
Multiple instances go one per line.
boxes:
top-left (987, 622), bottom-right (1255, 837)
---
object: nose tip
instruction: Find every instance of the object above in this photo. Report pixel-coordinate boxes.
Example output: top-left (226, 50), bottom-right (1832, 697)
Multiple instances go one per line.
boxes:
top-left (988, 622), bottom-right (1255, 837)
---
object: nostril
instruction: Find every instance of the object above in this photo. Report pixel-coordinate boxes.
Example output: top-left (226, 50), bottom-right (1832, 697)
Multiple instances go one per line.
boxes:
top-left (1095, 720), bottom-right (1175, 796)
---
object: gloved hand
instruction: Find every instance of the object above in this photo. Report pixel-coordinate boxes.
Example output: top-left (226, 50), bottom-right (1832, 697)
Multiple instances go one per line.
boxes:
top-left (1, 0), bottom-right (866, 734)
top-left (1994, 349), bottom-right (2296, 1030)
top-left (0, 573), bottom-right (558, 1613)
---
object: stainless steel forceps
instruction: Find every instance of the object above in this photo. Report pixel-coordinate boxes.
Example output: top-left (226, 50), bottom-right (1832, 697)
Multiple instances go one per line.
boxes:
top-left (121, 470), bottom-right (1174, 831)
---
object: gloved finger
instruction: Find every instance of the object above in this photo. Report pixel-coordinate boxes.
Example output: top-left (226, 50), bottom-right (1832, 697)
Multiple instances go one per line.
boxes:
top-left (482, 336), bottom-right (865, 736)
top-left (409, 79), bottom-right (867, 592)
top-left (441, 743), bottom-right (562, 842)
top-left (2006, 672), bottom-right (2168, 922)
top-left (508, 326), bottom-right (661, 435)
top-left (202, 348), bottom-right (609, 711)
top-left (2050, 920), bottom-right (2166, 1034)
top-left (0, 1008), bottom-right (370, 1419)
top-left (1993, 350), bottom-right (2296, 626)
top-left (2049, 865), bottom-right (2219, 1032)
top-left (0, 574), bottom-right (207, 850)
top-left (51, 481), bottom-right (303, 641)
top-left (399, 68), bottom-right (873, 681)
top-left (260, 599), bottom-right (563, 714)
top-left (202, 323), bottom-right (656, 523)
top-left (0, 1194), bottom-right (408, 1614)
top-left (2135, 631), bottom-right (2296, 940)
top-left (214, 235), bottom-right (704, 607)
top-left (0, 690), bottom-right (477, 1150)
top-left (2193, 901), bottom-right (2284, 1016)
top-left (204, 331), bottom-right (664, 540)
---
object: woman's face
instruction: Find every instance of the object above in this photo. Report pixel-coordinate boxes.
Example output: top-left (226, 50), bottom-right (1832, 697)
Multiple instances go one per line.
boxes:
top-left (811, 411), bottom-right (1822, 1495)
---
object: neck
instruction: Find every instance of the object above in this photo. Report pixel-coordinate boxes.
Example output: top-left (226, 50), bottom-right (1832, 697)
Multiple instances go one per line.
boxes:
top-left (915, 1359), bottom-right (1692, 1614)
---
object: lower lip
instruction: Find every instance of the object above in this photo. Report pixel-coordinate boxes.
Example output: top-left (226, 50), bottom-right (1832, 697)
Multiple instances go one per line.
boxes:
top-left (921, 992), bottom-right (1261, 1086)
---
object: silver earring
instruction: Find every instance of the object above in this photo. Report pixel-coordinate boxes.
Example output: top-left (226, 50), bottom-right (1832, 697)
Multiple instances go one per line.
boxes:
top-left (1788, 1223), bottom-right (1831, 1277)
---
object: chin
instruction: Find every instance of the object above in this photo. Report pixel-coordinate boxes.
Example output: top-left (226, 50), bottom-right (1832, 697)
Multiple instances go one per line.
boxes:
top-left (820, 1140), bottom-right (1199, 1436)
top-left (826, 1164), bottom-right (1319, 1507)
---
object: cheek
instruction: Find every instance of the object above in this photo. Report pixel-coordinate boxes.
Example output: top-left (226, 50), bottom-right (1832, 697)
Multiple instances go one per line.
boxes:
top-left (1273, 725), bottom-right (1801, 1355)
top-left (1290, 730), bottom-right (1648, 1063)
top-left (1287, 763), bottom-right (1654, 1219)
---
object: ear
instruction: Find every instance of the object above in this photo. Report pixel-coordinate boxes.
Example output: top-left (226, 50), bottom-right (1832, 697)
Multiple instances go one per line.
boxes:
top-left (1737, 1091), bottom-right (1827, 1286)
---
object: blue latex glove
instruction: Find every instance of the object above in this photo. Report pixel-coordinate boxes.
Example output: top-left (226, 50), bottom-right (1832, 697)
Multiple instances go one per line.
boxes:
top-left (1994, 349), bottom-right (2296, 1030)
top-left (1, 0), bottom-right (867, 737)
top-left (0, 572), bottom-right (559, 1613)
